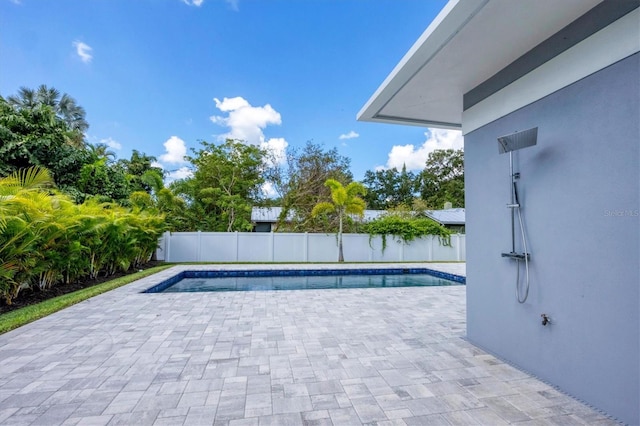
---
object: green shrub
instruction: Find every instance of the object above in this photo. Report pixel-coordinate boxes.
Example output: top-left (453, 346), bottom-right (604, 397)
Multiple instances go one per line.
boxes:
top-left (365, 215), bottom-right (451, 252)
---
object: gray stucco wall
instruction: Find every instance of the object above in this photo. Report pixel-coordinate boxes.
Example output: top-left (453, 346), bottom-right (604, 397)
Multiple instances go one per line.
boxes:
top-left (464, 53), bottom-right (639, 424)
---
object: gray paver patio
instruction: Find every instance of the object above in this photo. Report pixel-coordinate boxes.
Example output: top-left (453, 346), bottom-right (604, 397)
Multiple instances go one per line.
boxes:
top-left (0, 263), bottom-right (618, 425)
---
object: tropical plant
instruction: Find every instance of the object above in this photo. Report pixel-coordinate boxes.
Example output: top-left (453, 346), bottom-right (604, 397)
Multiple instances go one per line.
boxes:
top-left (0, 167), bottom-right (55, 302)
top-left (311, 179), bottom-right (366, 262)
top-left (117, 150), bottom-right (164, 194)
top-left (0, 96), bottom-right (93, 191)
top-left (0, 166), bottom-right (166, 304)
top-left (7, 84), bottom-right (89, 136)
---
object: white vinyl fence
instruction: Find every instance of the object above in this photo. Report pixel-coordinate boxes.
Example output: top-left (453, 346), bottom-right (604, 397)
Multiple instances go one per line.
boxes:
top-left (156, 232), bottom-right (465, 263)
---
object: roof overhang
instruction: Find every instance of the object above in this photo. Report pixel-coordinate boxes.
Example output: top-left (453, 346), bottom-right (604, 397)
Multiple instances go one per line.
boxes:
top-left (357, 0), bottom-right (603, 130)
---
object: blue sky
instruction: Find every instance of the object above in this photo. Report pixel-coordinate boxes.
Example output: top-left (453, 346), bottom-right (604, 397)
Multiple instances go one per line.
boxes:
top-left (1, 0), bottom-right (463, 187)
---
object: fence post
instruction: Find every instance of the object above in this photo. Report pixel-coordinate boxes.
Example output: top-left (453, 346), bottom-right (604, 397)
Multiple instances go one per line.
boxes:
top-left (400, 241), bottom-right (404, 262)
top-left (304, 233), bottom-right (308, 262)
top-left (197, 231), bottom-right (202, 262)
top-left (270, 232), bottom-right (275, 262)
top-left (235, 231), bottom-right (239, 262)
top-left (455, 234), bottom-right (461, 261)
top-left (429, 235), bottom-right (434, 261)
top-left (165, 231), bottom-right (171, 262)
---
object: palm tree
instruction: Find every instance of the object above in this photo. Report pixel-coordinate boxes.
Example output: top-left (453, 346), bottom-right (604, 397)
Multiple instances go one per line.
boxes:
top-left (88, 142), bottom-right (117, 162)
top-left (6, 87), bottom-right (38, 109)
top-left (7, 84), bottom-right (88, 134)
top-left (311, 179), bottom-right (366, 262)
top-left (0, 166), bottom-right (55, 303)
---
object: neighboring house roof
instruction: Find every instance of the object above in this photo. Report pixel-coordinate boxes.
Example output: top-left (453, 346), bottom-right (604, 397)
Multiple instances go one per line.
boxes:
top-left (359, 210), bottom-right (386, 222)
top-left (253, 206), bottom-right (465, 226)
top-left (357, 0), bottom-right (619, 133)
top-left (251, 207), bottom-right (286, 223)
top-left (252, 207), bottom-right (384, 224)
top-left (425, 208), bottom-right (465, 226)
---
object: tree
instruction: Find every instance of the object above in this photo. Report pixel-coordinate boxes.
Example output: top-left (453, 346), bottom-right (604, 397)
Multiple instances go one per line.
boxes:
top-left (265, 141), bottom-right (353, 231)
top-left (88, 143), bottom-right (117, 163)
top-left (0, 90), bottom-right (96, 196)
top-left (0, 97), bottom-right (91, 181)
top-left (7, 85), bottom-right (88, 137)
top-left (311, 179), bottom-right (366, 262)
top-left (117, 150), bottom-right (164, 194)
top-left (176, 139), bottom-right (266, 231)
top-left (417, 148), bottom-right (464, 208)
top-left (362, 164), bottom-right (417, 210)
top-left (77, 159), bottom-right (131, 203)
top-left (1, 88), bottom-right (164, 205)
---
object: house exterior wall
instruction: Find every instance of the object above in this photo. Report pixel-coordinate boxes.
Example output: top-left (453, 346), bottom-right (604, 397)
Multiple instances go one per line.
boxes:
top-left (254, 222), bottom-right (273, 232)
top-left (464, 52), bottom-right (639, 424)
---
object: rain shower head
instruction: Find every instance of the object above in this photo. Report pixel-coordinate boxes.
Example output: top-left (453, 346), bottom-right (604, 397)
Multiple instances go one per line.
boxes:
top-left (498, 127), bottom-right (538, 154)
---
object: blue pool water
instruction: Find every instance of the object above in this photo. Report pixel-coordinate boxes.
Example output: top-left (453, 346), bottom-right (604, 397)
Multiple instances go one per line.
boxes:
top-left (144, 269), bottom-right (464, 293)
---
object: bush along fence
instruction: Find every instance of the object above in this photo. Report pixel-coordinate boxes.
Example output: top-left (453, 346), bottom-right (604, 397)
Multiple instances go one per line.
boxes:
top-left (156, 231), bottom-right (465, 263)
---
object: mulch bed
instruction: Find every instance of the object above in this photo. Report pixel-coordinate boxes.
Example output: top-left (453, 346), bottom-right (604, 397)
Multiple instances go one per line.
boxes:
top-left (0, 260), bottom-right (163, 315)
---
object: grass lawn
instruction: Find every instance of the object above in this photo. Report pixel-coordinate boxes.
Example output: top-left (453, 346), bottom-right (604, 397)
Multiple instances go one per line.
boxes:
top-left (0, 264), bottom-right (173, 335)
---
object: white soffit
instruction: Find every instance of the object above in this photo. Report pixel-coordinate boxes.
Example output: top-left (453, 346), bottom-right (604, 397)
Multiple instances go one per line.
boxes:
top-left (357, 0), bottom-right (603, 129)
top-left (463, 8), bottom-right (640, 134)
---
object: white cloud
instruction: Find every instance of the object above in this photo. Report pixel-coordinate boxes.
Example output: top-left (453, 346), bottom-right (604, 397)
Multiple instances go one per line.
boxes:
top-left (261, 137), bottom-right (288, 166)
top-left (159, 136), bottom-right (188, 164)
top-left (72, 41), bottom-right (93, 63)
top-left (154, 138), bottom-right (192, 184)
top-left (181, 0), bottom-right (204, 6)
top-left (339, 130), bottom-right (359, 140)
top-left (384, 128), bottom-right (463, 171)
top-left (261, 181), bottom-right (278, 198)
top-left (211, 96), bottom-right (283, 146)
top-left (165, 166), bottom-right (194, 183)
top-left (100, 137), bottom-right (121, 150)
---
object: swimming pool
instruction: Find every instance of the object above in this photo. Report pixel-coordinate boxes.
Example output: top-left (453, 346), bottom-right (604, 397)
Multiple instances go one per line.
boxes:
top-left (143, 268), bottom-right (465, 293)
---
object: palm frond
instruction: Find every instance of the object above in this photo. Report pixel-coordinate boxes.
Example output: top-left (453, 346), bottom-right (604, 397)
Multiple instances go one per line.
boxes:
top-left (311, 202), bottom-right (335, 217)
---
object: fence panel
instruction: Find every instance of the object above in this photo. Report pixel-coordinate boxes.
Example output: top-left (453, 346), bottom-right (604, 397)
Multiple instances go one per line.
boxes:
top-left (403, 237), bottom-right (433, 261)
top-left (166, 232), bottom-right (200, 262)
top-left (307, 234), bottom-right (339, 262)
top-left (200, 233), bottom-right (237, 262)
top-left (342, 234), bottom-right (371, 262)
top-left (237, 233), bottom-right (272, 262)
top-left (431, 235), bottom-right (460, 261)
top-left (273, 234), bottom-right (307, 262)
top-left (159, 231), bottom-right (465, 263)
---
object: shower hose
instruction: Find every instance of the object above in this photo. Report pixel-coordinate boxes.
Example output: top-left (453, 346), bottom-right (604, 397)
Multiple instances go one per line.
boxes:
top-left (515, 207), bottom-right (530, 303)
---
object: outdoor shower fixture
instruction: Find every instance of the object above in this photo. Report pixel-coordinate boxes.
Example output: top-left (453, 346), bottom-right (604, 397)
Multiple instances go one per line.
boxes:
top-left (498, 127), bottom-right (537, 303)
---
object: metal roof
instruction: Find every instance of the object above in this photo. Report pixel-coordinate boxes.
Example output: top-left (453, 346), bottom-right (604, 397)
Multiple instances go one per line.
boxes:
top-left (425, 208), bottom-right (465, 226)
top-left (251, 207), bottom-right (286, 223)
top-left (253, 207), bottom-right (465, 225)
